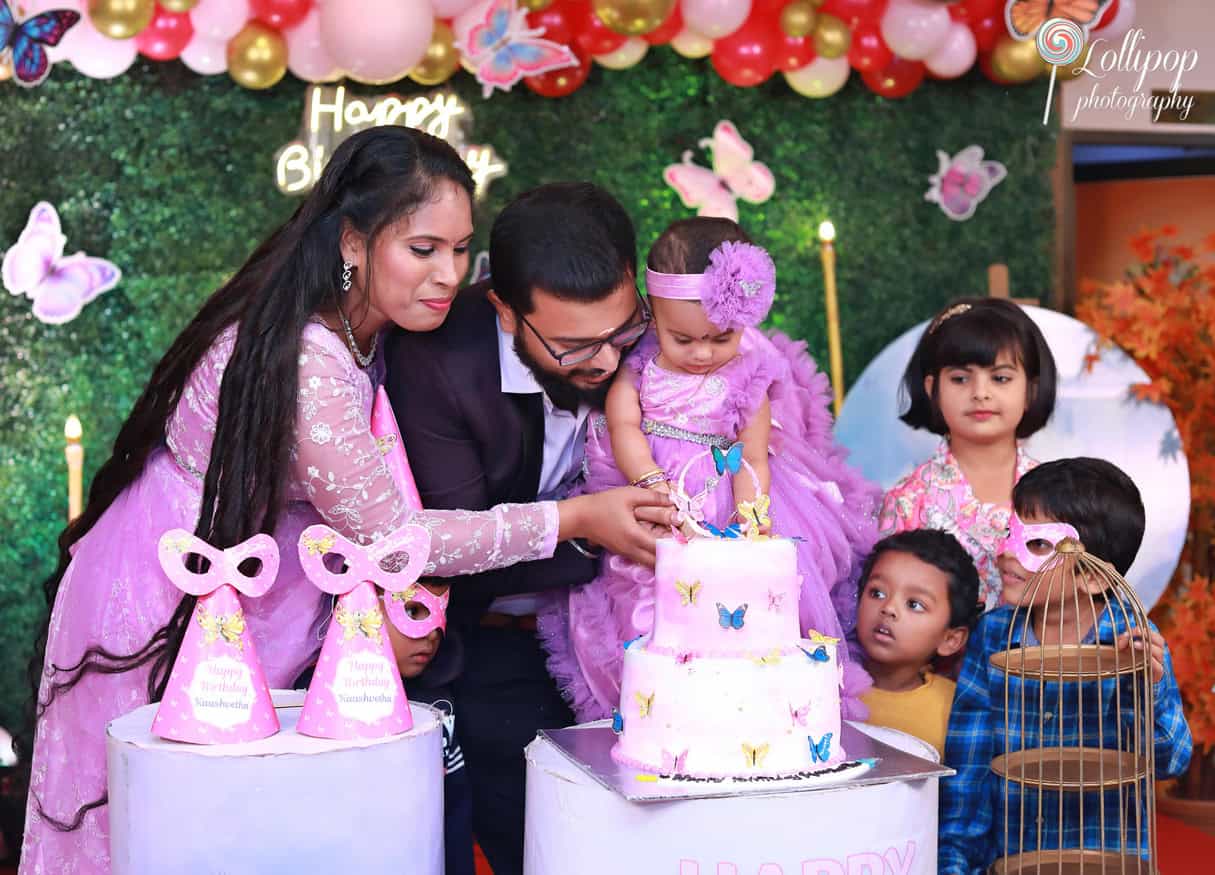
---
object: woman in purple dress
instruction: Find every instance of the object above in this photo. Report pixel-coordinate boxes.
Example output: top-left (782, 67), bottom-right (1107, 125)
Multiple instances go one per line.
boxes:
top-left (20, 128), bottom-right (670, 873)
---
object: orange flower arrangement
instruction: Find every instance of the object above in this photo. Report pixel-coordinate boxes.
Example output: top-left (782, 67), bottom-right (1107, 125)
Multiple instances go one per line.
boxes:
top-left (1078, 226), bottom-right (1215, 799)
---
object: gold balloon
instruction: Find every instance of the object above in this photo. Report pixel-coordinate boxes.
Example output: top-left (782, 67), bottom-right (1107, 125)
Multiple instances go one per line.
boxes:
top-left (0, 59), bottom-right (11, 82)
top-left (780, 1), bottom-right (817, 39)
top-left (991, 33), bottom-right (1048, 84)
top-left (410, 21), bottom-right (460, 86)
top-left (812, 13), bottom-right (851, 60)
top-left (88, 0), bottom-right (154, 40)
top-left (671, 28), bottom-right (713, 59)
top-left (1055, 44), bottom-right (1088, 81)
top-left (592, 0), bottom-right (677, 36)
top-left (227, 22), bottom-right (288, 90)
top-left (521, 0), bottom-right (554, 8)
top-left (158, 0), bottom-right (198, 11)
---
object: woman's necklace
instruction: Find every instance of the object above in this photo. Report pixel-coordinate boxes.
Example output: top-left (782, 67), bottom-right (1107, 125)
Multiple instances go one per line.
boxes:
top-left (338, 306), bottom-right (377, 369)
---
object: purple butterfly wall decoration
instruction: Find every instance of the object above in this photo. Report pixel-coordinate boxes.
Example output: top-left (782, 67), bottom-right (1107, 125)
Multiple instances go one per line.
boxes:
top-left (3, 202), bottom-right (122, 324)
top-left (0, 0), bottom-right (79, 88)
top-left (924, 146), bottom-right (1007, 222)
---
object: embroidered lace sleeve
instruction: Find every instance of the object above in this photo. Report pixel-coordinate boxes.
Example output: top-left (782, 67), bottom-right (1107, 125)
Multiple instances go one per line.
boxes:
top-left (292, 332), bottom-right (558, 574)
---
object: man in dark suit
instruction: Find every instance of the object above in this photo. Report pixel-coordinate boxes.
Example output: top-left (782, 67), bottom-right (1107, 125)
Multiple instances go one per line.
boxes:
top-left (384, 183), bottom-right (665, 875)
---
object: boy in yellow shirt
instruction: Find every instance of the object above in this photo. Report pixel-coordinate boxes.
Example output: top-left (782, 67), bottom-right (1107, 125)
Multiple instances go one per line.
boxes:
top-left (856, 529), bottom-right (982, 758)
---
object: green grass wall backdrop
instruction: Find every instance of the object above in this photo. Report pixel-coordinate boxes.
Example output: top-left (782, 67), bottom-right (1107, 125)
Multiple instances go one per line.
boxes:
top-left (0, 52), bottom-right (1054, 730)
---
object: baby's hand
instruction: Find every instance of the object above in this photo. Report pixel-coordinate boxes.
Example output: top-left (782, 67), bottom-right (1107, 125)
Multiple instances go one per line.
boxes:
top-left (1116, 629), bottom-right (1165, 684)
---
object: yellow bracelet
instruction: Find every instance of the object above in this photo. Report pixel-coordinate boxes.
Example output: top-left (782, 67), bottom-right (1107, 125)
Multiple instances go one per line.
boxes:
top-left (629, 468), bottom-right (666, 488)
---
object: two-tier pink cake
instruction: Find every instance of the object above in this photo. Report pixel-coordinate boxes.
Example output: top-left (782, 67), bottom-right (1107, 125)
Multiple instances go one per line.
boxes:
top-left (612, 537), bottom-right (845, 778)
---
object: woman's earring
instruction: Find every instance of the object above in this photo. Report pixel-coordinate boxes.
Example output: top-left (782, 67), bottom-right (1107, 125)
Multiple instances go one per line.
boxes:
top-left (341, 261), bottom-right (353, 293)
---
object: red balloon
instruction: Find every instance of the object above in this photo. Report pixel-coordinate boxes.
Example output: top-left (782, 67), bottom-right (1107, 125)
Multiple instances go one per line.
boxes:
top-left (970, 14), bottom-right (1002, 53)
top-left (569, 0), bottom-right (627, 56)
top-left (528, 2), bottom-right (575, 47)
top-left (1094, 0), bottom-right (1120, 30)
top-left (861, 55), bottom-right (925, 98)
top-left (524, 47), bottom-right (591, 97)
top-left (135, 5), bottom-right (193, 61)
top-left (951, 0), bottom-right (1000, 22)
top-left (776, 31), bottom-right (816, 72)
top-left (847, 21), bottom-right (891, 72)
top-left (711, 15), bottom-right (777, 87)
top-left (821, 0), bottom-right (887, 28)
top-left (643, 6), bottom-right (683, 45)
top-left (251, 0), bottom-right (312, 31)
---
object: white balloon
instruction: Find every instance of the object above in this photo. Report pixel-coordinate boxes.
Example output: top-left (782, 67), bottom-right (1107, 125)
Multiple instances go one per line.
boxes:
top-left (180, 34), bottom-right (228, 75)
top-left (670, 27), bottom-right (713, 59)
top-left (595, 37), bottom-right (648, 69)
top-left (681, 0), bottom-right (750, 40)
top-left (68, 20), bottom-right (137, 79)
top-left (190, 0), bottom-right (251, 42)
top-left (880, 0), bottom-right (951, 62)
top-left (285, 8), bottom-right (342, 82)
top-left (924, 20), bottom-right (976, 79)
top-left (784, 54), bottom-right (850, 98)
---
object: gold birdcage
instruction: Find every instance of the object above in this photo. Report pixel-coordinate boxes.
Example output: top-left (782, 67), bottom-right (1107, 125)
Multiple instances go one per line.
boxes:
top-left (989, 538), bottom-right (1158, 874)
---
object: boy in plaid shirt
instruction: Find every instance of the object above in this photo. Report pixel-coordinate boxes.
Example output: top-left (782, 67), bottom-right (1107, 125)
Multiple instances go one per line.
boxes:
top-left (939, 458), bottom-right (1191, 874)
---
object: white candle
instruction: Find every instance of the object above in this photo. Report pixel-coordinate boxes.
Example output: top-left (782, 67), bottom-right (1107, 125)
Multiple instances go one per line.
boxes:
top-left (65, 415), bottom-right (83, 522)
top-left (818, 220), bottom-right (845, 417)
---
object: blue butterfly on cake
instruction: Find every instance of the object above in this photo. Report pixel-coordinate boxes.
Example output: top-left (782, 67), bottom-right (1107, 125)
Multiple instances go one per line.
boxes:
top-left (670, 441), bottom-right (774, 542)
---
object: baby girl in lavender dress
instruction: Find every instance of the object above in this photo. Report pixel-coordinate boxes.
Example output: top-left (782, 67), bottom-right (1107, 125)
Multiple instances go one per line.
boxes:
top-left (539, 217), bottom-right (879, 722)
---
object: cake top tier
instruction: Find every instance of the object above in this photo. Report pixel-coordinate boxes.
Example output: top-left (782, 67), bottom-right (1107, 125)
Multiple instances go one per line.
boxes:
top-left (649, 537), bottom-right (801, 653)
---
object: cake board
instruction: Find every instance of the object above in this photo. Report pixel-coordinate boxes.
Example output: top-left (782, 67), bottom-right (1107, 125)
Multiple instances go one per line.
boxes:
top-left (524, 721), bottom-right (953, 875)
top-left (107, 689), bottom-right (444, 874)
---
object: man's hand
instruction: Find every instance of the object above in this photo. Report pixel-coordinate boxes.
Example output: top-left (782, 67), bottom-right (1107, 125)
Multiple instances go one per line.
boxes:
top-left (559, 488), bottom-right (679, 568)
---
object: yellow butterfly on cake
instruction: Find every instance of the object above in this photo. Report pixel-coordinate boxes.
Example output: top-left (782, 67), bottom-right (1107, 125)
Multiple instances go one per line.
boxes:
top-left (198, 606), bottom-right (246, 650)
top-left (335, 602), bottom-right (384, 642)
top-left (675, 579), bottom-right (702, 606)
top-left (737, 493), bottom-right (771, 531)
top-left (751, 648), bottom-right (782, 667)
top-left (741, 742), bottom-right (770, 767)
top-left (806, 629), bottom-right (839, 645)
top-left (635, 691), bottom-right (655, 718)
top-left (301, 532), bottom-right (336, 556)
top-left (1005, 0), bottom-right (1109, 40)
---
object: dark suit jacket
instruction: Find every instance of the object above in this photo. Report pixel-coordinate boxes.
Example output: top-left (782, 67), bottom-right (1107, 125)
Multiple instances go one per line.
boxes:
top-left (383, 282), bottom-right (598, 682)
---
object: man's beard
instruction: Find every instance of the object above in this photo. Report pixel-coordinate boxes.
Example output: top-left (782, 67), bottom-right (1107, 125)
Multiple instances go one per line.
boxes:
top-left (513, 334), bottom-right (613, 412)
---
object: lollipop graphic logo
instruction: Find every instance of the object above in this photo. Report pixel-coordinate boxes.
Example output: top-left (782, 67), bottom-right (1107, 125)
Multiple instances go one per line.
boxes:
top-left (1037, 18), bottom-right (1086, 126)
top-left (1036, 18), bottom-right (1085, 68)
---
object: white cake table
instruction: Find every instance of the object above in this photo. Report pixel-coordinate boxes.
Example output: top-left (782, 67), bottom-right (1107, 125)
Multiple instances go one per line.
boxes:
top-left (524, 721), bottom-right (945, 875)
top-left (107, 690), bottom-right (443, 874)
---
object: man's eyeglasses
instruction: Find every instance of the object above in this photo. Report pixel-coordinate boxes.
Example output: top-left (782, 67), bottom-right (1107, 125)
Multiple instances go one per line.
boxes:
top-left (517, 293), bottom-right (651, 367)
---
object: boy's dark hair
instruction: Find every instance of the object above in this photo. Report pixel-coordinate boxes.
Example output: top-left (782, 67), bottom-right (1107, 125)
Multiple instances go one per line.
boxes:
top-left (858, 530), bottom-right (983, 629)
top-left (1013, 457), bottom-right (1145, 576)
top-left (489, 182), bottom-right (636, 315)
top-left (899, 297), bottom-right (1057, 438)
top-left (646, 217), bottom-right (752, 275)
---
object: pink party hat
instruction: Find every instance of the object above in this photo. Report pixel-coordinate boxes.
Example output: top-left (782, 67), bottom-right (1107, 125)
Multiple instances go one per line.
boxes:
top-left (371, 385), bottom-right (423, 511)
top-left (152, 530), bottom-right (281, 744)
top-left (296, 522), bottom-right (431, 739)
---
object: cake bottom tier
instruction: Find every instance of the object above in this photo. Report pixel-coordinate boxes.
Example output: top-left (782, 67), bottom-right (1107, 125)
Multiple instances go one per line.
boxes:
top-left (612, 637), bottom-right (844, 778)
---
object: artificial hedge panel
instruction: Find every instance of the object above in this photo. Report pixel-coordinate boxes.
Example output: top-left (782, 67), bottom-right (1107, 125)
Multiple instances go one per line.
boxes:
top-left (0, 52), bottom-right (1054, 729)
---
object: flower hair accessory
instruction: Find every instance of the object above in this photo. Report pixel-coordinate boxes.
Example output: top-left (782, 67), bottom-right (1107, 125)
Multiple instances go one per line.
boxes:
top-left (645, 241), bottom-right (776, 331)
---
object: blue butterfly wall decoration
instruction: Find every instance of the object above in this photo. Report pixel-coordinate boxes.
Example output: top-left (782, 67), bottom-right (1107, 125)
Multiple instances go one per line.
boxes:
top-left (0, 0), bottom-right (79, 88)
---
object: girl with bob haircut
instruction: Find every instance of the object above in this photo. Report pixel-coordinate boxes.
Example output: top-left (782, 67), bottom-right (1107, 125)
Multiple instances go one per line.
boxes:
top-left (878, 297), bottom-right (1057, 610)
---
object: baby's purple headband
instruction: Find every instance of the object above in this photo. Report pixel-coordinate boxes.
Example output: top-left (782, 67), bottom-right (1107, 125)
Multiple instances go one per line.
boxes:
top-left (644, 241), bottom-right (776, 331)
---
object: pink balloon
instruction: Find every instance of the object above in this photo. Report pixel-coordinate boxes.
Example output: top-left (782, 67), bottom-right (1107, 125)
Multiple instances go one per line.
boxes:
top-left (924, 20), bottom-right (975, 78)
top-left (880, 0), bottom-right (950, 61)
top-left (285, 7), bottom-right (341, 82)
top-left (68, 20), bottom-right (138, 79)
top-left (431, 0), bottom-right (482, 18)
top-left (180, 34), bottom-right (228, 74)
top-left (681, 0), bottom-right (752, 40)
top-left (320, 0), bottom-right (433, 83)
top-left (191, 0), bottom-right (251, 42)
top-left (1092, 0), bottom-right (1135, 41)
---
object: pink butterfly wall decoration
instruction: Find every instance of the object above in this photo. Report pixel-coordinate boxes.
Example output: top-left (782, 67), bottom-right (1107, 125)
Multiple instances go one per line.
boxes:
top-left (663, 121), bottom-right (775, 222)
top-left (2, 202), bottom-right (121, 324)
top-left (924, 146), bottom-right (1007, 222)
top-left (454, 0), bottom-right (577, 98)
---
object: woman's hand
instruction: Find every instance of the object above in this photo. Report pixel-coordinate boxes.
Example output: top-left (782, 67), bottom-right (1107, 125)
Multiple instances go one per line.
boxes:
top-left (558, 488), bottom-right (679, 568)
top-left (1116, 628), bottom-right (1166, 684)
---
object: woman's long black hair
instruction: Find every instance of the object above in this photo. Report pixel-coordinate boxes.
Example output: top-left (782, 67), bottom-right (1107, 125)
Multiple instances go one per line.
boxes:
top-left (23, 126), bottom-right (475, 830)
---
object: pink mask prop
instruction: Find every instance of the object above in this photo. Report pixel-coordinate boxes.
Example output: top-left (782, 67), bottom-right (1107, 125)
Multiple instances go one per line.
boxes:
top-left (152, 530), bottom-right (281, 744)
top-left (1002, 513), bottom-right (1081, 574)
top-left (384, 583), bottom-right (449, 639)
top-left (295, 522), bottom-right (431, 739)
